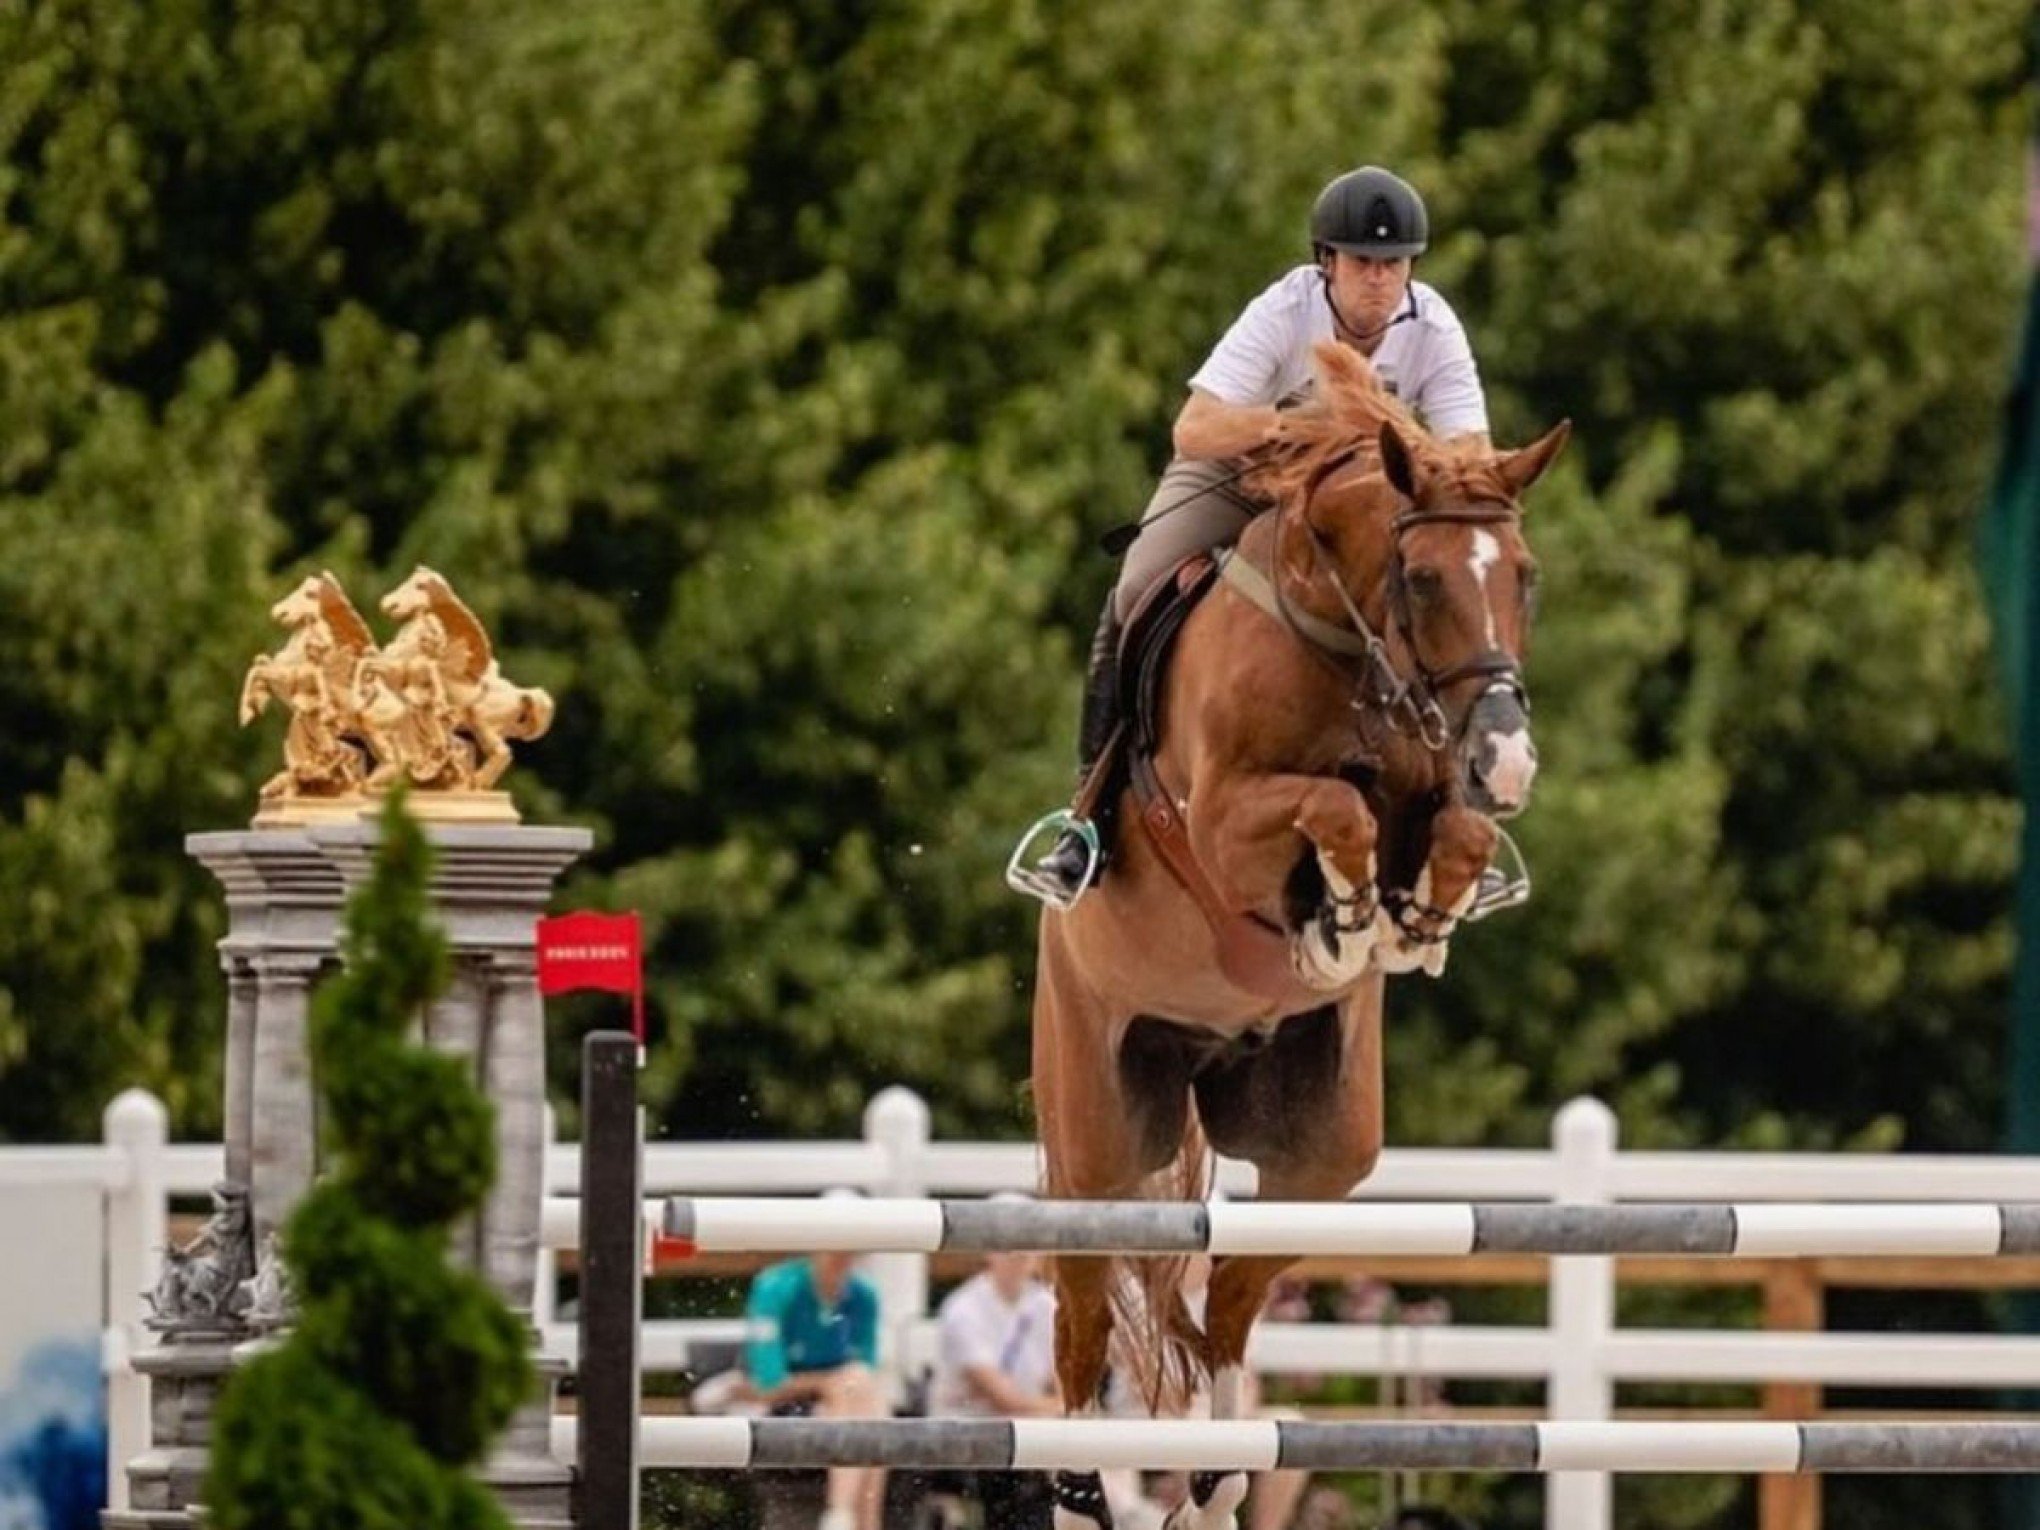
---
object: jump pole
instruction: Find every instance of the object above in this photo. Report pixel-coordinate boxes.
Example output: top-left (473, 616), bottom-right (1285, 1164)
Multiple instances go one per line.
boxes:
top-left (660, 1196), bottom-right (2040, 1259)
top-left (578, 1031), bottom-right (643, 1530)
top-left (541, 1416), bottom-right (2040, 1475)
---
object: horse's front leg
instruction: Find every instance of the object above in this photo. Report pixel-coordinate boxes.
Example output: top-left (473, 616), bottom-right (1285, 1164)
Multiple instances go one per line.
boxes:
top-left (1196, 772), bottom-right (1381, 991)
top-left (1378, 803), bottom-right (1498, 977)
top-left (237, 659), bottom-right (272, 725)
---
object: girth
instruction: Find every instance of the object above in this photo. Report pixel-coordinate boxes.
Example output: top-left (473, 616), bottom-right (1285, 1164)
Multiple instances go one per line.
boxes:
top-left (1128, 752), bottom-right (1297, 993)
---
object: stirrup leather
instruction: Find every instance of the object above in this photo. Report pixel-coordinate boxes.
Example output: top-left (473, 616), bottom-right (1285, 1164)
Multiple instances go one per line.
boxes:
top-left (1004, 809), bottom-right (1101, 912)
top-left (1466, 823), bottom-right (1531, 922)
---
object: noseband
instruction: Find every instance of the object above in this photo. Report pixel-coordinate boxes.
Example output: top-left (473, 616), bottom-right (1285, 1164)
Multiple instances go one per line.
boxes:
top-left (1244, 456), bottom-right (1527, 752)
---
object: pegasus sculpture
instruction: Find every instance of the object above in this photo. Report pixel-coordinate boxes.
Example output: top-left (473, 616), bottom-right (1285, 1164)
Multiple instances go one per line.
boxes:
top-left (238, 567), bottom-right (554, 823)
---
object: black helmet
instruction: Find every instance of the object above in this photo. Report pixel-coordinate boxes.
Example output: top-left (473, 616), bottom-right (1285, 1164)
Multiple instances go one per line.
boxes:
top-left (1310, 166), bottom-right (1429, 259)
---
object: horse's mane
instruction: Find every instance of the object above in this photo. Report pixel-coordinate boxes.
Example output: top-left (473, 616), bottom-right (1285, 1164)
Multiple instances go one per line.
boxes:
top-left (1245, 341), bottom-right (1500, 510)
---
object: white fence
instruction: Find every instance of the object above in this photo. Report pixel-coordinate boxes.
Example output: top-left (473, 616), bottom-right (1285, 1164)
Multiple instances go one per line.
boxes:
top-left (19, 1088), bottom-right (2040, 1526)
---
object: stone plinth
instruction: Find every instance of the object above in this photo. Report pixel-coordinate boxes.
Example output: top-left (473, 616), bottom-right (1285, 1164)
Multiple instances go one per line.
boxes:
top-left (100, 1340), bottom-right (235, 1529)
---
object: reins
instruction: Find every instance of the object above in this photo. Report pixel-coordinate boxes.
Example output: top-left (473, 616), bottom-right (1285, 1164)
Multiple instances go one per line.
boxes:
top-left (1222, 449), bottom-right (1527, 754)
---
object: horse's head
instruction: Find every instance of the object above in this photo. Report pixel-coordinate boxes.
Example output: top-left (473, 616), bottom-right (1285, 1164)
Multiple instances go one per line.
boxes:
top-left (1363, 417), bottom-right (1569, 816)
top-left (381, 566), bottom-right (444, 621)
top-left (269, 574), bottom-right (329, 628)
top-left (1254, 344), bottom-right (1570, 816)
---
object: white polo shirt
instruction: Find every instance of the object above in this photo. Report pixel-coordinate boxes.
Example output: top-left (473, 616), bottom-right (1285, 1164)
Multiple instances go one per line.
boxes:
top-left (930, 1273), bottom-right (1057, 1417)
top-left (1188, 266), bottom-right (1489, 438)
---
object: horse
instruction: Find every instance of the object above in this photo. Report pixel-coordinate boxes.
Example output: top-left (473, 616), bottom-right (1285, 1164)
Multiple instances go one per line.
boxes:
top-left (379, 567), bottom-right (555, 789)
top-left (238, 572), bottom-right (377, 800)
top-left (1032, 343), bottom-right (1568, 1530)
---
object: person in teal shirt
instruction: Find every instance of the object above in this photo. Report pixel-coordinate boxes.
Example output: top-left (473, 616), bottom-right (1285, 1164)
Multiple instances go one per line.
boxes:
top-left (742, 1251), bottom-right (889, 1530)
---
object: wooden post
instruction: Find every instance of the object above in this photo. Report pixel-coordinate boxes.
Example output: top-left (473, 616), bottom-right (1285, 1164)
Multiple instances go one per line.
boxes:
top-left (1760, 1259), bottom-right (1823, 1530)
top-left (579, 1032), bottom-right (642, 1530)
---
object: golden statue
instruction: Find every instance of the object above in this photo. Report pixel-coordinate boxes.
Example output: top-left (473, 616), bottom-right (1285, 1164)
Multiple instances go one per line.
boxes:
top-left (378, 567), bottom-right (557, 791)
top-left (239, 567), bottom-right (554, 826)
top-left (239, 574), bottom-right (376, 815)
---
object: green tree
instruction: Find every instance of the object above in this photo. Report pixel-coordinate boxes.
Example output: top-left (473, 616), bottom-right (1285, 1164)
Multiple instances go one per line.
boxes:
top-left (207, 797), bottom-right (528, 1530)
top-left (1, 0), bottom-right (2031, 1526)
top-left (1419, 0), bottom-right (2028, 1155)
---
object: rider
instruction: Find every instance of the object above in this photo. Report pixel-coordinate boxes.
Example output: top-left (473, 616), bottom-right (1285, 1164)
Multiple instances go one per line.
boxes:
top-left (1016, 165), bottom-right (1494, 907)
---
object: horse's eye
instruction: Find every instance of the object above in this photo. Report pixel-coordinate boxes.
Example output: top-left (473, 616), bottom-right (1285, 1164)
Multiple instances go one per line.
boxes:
top-left (1407, 566), bottom-right (1444, 602)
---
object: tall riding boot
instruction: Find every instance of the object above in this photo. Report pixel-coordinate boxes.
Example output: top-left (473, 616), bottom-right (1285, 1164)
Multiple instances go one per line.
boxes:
top-left (1032, 596), bottom-right (1124, 899)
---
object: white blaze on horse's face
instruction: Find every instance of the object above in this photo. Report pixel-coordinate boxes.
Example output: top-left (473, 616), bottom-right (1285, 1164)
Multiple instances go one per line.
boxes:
top-left (1469, 529), bottom-right (1502, 647)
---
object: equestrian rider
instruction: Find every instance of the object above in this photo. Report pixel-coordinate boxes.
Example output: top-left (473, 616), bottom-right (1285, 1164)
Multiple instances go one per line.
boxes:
top-left (1016, 165), bottom-right (1494, 907)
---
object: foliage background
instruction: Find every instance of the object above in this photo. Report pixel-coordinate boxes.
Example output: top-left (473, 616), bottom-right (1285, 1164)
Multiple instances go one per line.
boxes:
top-left (0, 1), bottom-right (2028, 1526)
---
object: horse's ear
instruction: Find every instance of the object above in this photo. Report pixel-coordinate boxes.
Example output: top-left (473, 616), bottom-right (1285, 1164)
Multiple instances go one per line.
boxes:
top-left (1497, 420), bottom-right (1572, 500)
top-left (1378, 422), bottom-right (1420, 500)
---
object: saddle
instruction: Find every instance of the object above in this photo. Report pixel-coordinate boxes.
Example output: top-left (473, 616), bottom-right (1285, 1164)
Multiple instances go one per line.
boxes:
top-left (1071, 554), bottom-right (1298, 992)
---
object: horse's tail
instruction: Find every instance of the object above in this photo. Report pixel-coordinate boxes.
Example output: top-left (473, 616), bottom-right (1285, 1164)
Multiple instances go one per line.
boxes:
top-left (1107, 1113), bottom-right (1213, 1416)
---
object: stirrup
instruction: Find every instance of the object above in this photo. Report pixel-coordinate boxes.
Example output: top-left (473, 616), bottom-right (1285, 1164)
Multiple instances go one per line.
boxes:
top-left (1466, 824), bottom-right (1531, 922)
top-left (1004, 809), bottom-right (1101, 912)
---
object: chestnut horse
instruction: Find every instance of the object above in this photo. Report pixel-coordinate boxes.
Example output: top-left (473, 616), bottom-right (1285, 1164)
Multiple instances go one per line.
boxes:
top-left (1033, 344), bottom-right (1568, 1530)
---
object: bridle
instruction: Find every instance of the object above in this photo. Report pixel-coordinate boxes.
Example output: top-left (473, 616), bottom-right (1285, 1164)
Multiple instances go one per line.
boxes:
top-left (1252, 448), bottom-right (1529, 753)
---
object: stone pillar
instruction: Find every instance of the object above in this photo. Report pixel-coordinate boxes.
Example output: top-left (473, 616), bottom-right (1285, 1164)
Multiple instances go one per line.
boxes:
top-left (430, 957), bottom-right (494, 1271)
top-left (110, 822), bottom-right (591, 1530)
top-left (482, 953), bottom-right (549, 1316)
top-left (185, 831), bottom-right (350, 1244)
top-left (247, 954), bottom-right (319, 1247)
top-left (220, 959), bottom-right (257, 1192)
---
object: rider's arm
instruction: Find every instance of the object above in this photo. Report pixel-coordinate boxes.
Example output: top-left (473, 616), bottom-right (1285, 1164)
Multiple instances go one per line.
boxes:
top-left (1172, 388), bottom-right (1282, 461)
top-left (1179, 276), bottom-right (1297, 460)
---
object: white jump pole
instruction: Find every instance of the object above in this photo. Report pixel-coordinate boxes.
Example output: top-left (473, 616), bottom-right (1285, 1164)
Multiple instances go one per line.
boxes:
top-left (656, 1196), bottom-right (2040, 1259)
top-left (547, 1416), bottom-right (2040, 1475)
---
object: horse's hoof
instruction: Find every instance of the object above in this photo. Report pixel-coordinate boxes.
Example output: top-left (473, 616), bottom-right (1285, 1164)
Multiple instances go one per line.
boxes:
top-left (1375, 935), bottom-right (1452, 976)
top-left (1295, 899), bottom-right (1381, 987)
top-left (1053, 1468), bottom-right (1115, 1530)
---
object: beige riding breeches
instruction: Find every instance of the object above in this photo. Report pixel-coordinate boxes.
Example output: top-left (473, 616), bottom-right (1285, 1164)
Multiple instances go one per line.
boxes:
top-left (1113, 456), bottom-right (1260, 622)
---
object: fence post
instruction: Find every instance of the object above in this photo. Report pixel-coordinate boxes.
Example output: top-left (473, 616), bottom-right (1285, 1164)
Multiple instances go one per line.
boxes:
top-left (579, 1033), bottom-right (642, 1530)
top-left (534, 1102), bottom-right (558, 1333)
top-left (865, 1087), bottom-right (931, 1390)
top-left (1548, 1096), bottom-right (1616, 1530)
top-left (102, 1088), bottom-right (168, 1514)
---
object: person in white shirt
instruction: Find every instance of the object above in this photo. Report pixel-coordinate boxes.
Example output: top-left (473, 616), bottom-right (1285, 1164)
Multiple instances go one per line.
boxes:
top-left (933, 1248), bottom-right (1060, 1419)
top-left (1015, 165), bottom-right (1493, 908)
top-left (932, 1242), bottom-right (1059, 1528)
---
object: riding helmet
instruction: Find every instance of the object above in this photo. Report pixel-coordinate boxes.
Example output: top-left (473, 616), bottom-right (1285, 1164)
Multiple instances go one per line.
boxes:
top-left (1309, 166), bottom-right (1429, 259)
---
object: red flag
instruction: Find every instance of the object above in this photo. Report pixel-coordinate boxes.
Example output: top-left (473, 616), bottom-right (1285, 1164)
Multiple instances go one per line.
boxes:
top-left (536, 910), bottom-right (645, 1049)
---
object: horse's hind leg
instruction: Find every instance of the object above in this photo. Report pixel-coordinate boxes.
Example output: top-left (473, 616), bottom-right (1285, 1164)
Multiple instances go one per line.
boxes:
top-left (1034, 927), bottom-right (1164, 1530)
top-left (1182, 989), bottom-right (1385, 1530)
top-left (1048, 1254), bottom-right (1119, 1530)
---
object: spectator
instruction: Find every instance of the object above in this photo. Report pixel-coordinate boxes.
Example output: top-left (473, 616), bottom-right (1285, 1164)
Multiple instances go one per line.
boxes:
top-left (744, 1243), bottom-right (890, 1530)
top-left (931, 1234), bottom-right (1059, 1526)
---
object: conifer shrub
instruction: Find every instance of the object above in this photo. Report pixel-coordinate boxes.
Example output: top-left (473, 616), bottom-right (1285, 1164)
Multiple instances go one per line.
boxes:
top-left (207, 799), bottom-right (532, 1530)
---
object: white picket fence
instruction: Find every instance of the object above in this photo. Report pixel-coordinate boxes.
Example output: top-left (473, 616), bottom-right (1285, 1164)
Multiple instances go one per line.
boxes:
top-left (18, 1087), bottom-right (2040, 1527)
